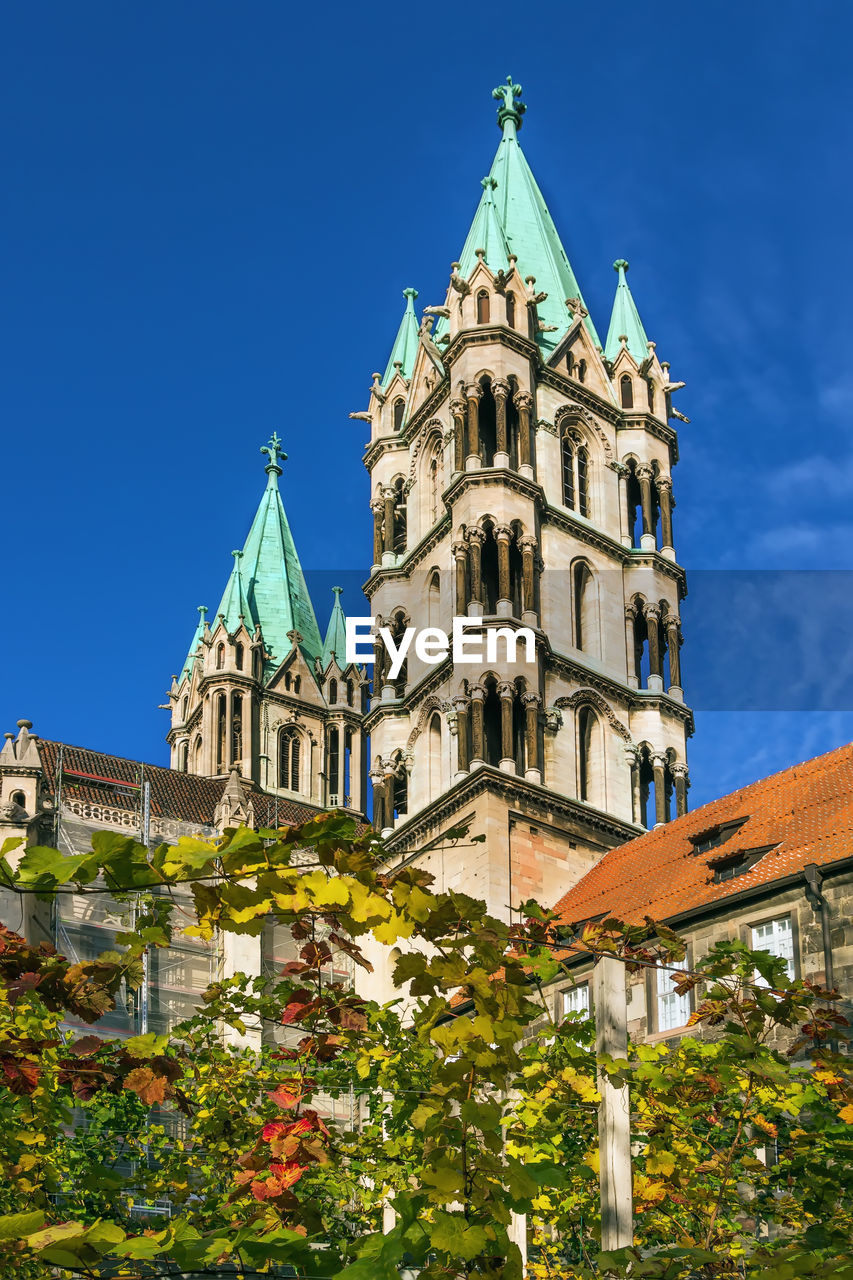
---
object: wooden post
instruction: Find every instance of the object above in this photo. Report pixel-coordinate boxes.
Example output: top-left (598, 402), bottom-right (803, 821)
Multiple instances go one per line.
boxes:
top-left (594, 953), bottom-right (633, 1250)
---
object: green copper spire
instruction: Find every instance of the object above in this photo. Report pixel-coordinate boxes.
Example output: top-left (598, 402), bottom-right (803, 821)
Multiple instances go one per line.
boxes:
top-left (381, 288), bottom-right (420, 387)
top-left (453, 79), bottom-right (600, 354)
top-left (604, 259), bottom-right (650, 363)
top-left (215, 549), bottom-right (257, 633)
top-left (321, 586), bottom-right (348, 669)
top-left (179, 605), bottom-right (208, 683)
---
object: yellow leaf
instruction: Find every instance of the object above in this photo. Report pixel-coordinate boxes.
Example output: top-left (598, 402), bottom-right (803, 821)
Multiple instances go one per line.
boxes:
top-left (839, 1103), bottom-right (853, 1124)
top-left (646, 1150), bottom-right (677, 1176)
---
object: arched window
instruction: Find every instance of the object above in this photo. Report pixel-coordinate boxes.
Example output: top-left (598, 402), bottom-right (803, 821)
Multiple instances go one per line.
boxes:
top-left (216, 644), bottom-right (225, 669)
top-left (505, 292), bottom-right (516, 328)
top-left (392, 763), bottom-right (408, 818)
top-left (478, 378), bottom-right (497, 467)
top-left (647, 380), bottom-right (655, 412)
top-left (327, 725), bottom-right (340, 801)
top-left (284, 672), bottom-right (291, 691)
top-left (572, 562), bottom-right (600, 657)
top-left (620, 375), bottom-right (634, 409)
top-left (577, 446), bottom-right (590, 517)
top-left (393, 478), bottom-right (407, 553)
top-left (561, 438), bottom-right (575, 509)
top-left (177, 741), bottom-right (188, 773)
top-left (293, 675), bottom-right (301, 694)
top-left (637, 745), bottom-right (673, 828)
top-left (428, 571), bottom-right (441, 628)
top-left (483, 677), bottom-right (502, 767)
top-left (389, 611), bottom-right (409, 695)
top-left (235, 642), bottom-right (244, 670)
top-left (427, 437), bottom-right (444, 523)
top-left (566, 350), bottom-right (575, 376)
top-left (577, 706), bottom-right (600, 804)
top-left (477, 290), bottom-right (490, 324)
top-left (181, 696), bottom-right (188, 721)
top-left (253, 649), bottom-right (263, 680)
top-left (392, 398), bottom-right (405, 431)
top-left (428, 713), bottom-right (442, 801)
top-left (216, 693), bottom-right (227, 771)
top-left (577, 359), bottom-right (586, 383)
top-left (193, 735), bottom-right (202, 770)
top-left (11, 790), bottom-right (25, 809)
top-left (343, 727), bottom-right (353, 806)
top-left (279, 728), bottom-right (300, 792)
top-left (346, 679), bottom-right (354, 707)
top-left (329, 677), bottom-right (338, 704)
top-left (231, 692), bottom-right (242, 765)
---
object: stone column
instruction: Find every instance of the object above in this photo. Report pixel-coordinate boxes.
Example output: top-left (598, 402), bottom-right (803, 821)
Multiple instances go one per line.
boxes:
top-left (514, 391), bottom-right (533, 476)
top-left (452, 540), bottom-right (468, 617)
top-left (624, 746), bottom-right (640, 824)
top-left (651, 753), bottom-right (668, 826)
top-left (665, 616), bottom-right (682, 692)
top-left (453, 695), bottom-right (470, 773)
top-left (225, 696), bottom-right (233, 772)
top-left (371, 500), bottom-right (384, 567)
top-left (449, 397), bottom-right (466, 474)
top-left (465, 383), bottom-right (482, 469)
top-left (370, 767), bottom-right (387, 831)
top-left (495, 524), bottom-right (513, 615)
top-left (612, 461), bottom-right (631, 549)
top-left (519, 535), bottom-right (538, 625)
top-left (493, 378), bottom-right (510, 466)
top-left (469, 684), bottom-right (486, 767)
top-left (637, 465), bottom-right (656, 550)
top-left (522, 691), bottom-right (541, 783)
top-left (657, 477), bottom-right (674, 555)
top-left (382, 485), bottom-right (396, 556)
top-left (645, 605), bottom-right (662, 690)
top-left (672, 763), bottom-right (689, 817)
top-left (624, 606), bottom-right (639, 688)
top-left (499, 681), bottom-right (515, 773)
top-left (467, 527), bottom-right (485, 615)
top-left (373, 621), bottom-right (387, 701)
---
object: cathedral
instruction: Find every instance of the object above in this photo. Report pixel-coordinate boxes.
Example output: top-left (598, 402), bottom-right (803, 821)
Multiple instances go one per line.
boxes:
top-left (5, 79), bottom-right (846, 1046)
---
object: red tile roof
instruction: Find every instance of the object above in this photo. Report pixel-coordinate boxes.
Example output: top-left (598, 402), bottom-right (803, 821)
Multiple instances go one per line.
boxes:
top-left (554, 741), bottom-right (853, 927)
top-left (37, 739), bottom-right (320, 830)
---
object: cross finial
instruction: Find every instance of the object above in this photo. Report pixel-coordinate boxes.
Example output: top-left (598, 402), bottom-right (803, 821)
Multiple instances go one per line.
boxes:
top-left (260, 431), bottom-right (287, 480)
top-left (492, 76), bottom-right (526, 134)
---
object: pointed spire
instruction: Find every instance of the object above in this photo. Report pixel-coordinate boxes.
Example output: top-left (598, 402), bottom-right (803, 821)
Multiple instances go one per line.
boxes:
top-left (381, 288), bottom-right (420, 387)
top-left (451, 79), bottom-right (600, 354)
top-left (322, 585), bottom-right (348, 669)
top-left (604, 259), bottom-right (650, 363)
top-left (215, 549), bottom-right (256, 634)
top-left (260, 430), bottom-right (287, 485)
top-left (179, 605), bottom-right (208, 683)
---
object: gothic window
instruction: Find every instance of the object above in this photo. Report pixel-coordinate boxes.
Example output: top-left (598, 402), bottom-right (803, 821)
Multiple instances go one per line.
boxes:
top-left (278, 727), bottom-right (300, 792)
top-left (572, 562), bottom-right (598, 654)
top-left (577, 446), bottom-right (590, 517)
top-left (392, 762), bottom-right (408, 818)
top-left (506, 379), bottom-right (520, 470)
top-left (392, 398), bottom-right (405, 431)
top-left (216, 644), bottom-right (225, 670)
top-left (193, 736), bottom-right (202, 770)
top-left (293, 675), bottom-right (301, 694)
top-left (231, 693), bottom-right (242, 764)
top-left (428, 713), bottom-right (442, 801)
top-left (478, 378), bottom-right (497, 467)
top-left (346, 679), bottom-right (354, 707)
top-left (216, 693), bottom-right (227, 772)
top-left (329, 677), bottom-right (338, 704)
top-left (483, 677), bottom-right (502, 767)
top-left (389, 611), bottom-right (409, 695)
top-left (637, 745), bottom-right (673, 828)
top-left (235, 642), bottom-right (244, 670)
top-left (428, 571), bottom-right (441, 628)
top-left (647, 380), bottom-right (655, 412)
top-left (327, 726), bottom-right (340, 801)
top-left (428, 438), bottom-right (444, 522)
top-left (393, 478), bottom-right (407, 553)
top-left (253, 649), bottom-right (263, 680)
top-left (181, 696), bottom-right (188, 721)
top-left (577, 358), bottom-right (586, 383)
top-left (284, 672), bottom-right (291, 691)
top-left (343, 727), bottom-right (353, 806)
top-left (620, 375), bottom-right (634, 409)
top-left (566, 350), bottom-right (575, 376)
top-left (577, 706), bottom-right (598, 803)
top-left (561, 438), bottom-right (575, 509)
top-left (476, 289), bottom-right (490, 323)
top-left (626, 461), bottom-right (643, 548)
top-left (480, 523), bottom-right (500, 615)
top-left (505, 291), bottom-right (516, 328)
top-left (177, 740), bottom-right (188, 773)
top-left (512, 680), bottom-right (527, 775)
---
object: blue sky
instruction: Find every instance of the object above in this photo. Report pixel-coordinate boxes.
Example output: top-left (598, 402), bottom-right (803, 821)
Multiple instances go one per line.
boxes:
top-left (3, 1), bottom-right (853, 812)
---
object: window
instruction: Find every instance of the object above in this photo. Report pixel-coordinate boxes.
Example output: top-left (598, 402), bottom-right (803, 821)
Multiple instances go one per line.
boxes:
top-left (181, 696), bottom-right (188, 720)
top-left (557, 982), bottom-right (590, 1017)
top-left (577, 706), bottom-right (597, 803)
top-left (216, 644), bottom-right (225, 670)
top-left (235, 642), bottom-right (244, 670)
top-left (752, 916), bottom-right (795, 984)
top-left (393, 477), bottom-right (407, 553)
top-left (561, 438), bottom-right (575, 509)
top-left (293, 675), bottom-right (301, 694)
top-left (346, 679), bottom-right (354, 707)
top-left (566, 350), bottom-right (575, 376)
top-left (231, 693), bottom-right (242, 764)
top-left (279, 728), bottom-right (300, 791)
top-left (329, 677), bottom-right (338, 704)
top-left (689, 818), bottom-right (748, 856)
top-left (216, 693), bottom-right (226, 771)
top-left (11, 789), bottom-right (26, 808)
top-left (647, 380), bottom-right (655, 412)
top-left (577, 358), bottom-right (586, 383)
top-left (505, 291), bottom-right (516, 328)
top-left (392, 398), bottom-right (405, 431)
top-left (577, 446), bottom-right (589, 517)
top-left (327, 726), bottom-right (340, 800)
top-left (177, 742), bottom-right (188, 774)
top-left (656, 963), bottom-right (691, 1031)
top-left (620, 375), bottom-right (634, 409)
top-left (477, 289), bottom-right (490, 323)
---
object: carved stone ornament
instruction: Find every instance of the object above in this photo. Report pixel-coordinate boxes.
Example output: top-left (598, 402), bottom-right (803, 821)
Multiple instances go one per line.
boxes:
top-left (544, 706), bottom-right (563, 733)
top-left (553, 690), bottom-right (632, 743)
top-left (554, 403), bottom-right (614, 461)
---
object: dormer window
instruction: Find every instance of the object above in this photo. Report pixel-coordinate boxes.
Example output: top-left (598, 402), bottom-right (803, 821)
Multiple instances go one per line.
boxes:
top-left (620, 374), bottom-right (634, 409)
top-left (505, 292), bottom-right (516, 328)
top-left (477, 289), bottom-right (490, 324)
top-left (688, 817), bottom-right (749, 855)
top-left (393, 397), bottom-right (405, 431)
top-left (709, 846), bottom-right (771, 884)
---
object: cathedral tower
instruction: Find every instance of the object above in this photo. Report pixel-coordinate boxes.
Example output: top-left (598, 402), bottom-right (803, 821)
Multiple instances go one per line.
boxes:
top-left (359, 80), bottom-right (692, 917)
top-left (167, 434), bottom-right (368, 815)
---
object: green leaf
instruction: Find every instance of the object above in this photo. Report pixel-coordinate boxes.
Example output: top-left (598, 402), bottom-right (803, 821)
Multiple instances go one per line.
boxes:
top-left (0, 1211), bottom-right (46, 1241)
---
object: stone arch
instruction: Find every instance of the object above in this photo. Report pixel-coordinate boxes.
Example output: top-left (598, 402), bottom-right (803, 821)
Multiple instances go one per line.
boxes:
top-left (554, 402), bottom-right (614, 462)
top-left (554, 689), bottom-right (632, 743)
top-left (406, 694), bottom-right (446, 750)
top-left (406, 417), bottom-right (446, 490)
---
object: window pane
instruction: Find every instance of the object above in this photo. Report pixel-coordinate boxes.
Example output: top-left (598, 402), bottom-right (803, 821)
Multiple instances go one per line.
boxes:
top-left (656, 963), bottom-right (690, 1031)
top-left (752, 917), bottom-right (794, 983)
top-left (562, 983), bottom-right (590, 1015)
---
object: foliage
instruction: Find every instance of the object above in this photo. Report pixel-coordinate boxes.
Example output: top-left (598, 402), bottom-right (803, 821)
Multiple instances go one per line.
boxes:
top-left (0, 820), bottom-right (852, 1279)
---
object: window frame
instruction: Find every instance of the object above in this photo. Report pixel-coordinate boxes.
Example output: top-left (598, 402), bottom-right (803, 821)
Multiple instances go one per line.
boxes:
top-left (745, 911), bottom-right (799, 985)
top-left (646, 946), bottom-right (693, 1036)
